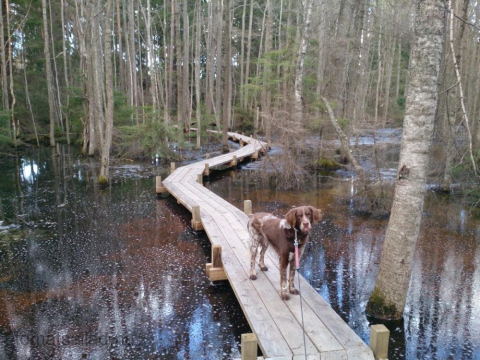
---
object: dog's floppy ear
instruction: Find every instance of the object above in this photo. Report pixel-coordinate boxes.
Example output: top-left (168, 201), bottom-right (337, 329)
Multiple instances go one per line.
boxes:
top-left (285, 208), bottom-right (297, 228)
top-left (309, 206), bottom-right (323, 225)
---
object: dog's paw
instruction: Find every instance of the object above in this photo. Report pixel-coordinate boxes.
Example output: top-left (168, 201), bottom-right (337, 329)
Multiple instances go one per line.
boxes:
top-left (260, 266), bottom-right (268, 272)
top-left (249, 274), bottom-right (257, 280)
top-left (289, 288), bottom-right (299, 295)
top-left (281, 293), bottom-right (290, 301)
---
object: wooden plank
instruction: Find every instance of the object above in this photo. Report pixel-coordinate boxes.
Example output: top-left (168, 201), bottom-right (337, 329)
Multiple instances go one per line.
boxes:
top-left (182, 181), bottom-right (243, 215)
top-left (158, 131), bottom-right (373, 360)
top-left (204, 214), bottom-right (321, 357)
top-left (256, 244), bottom-right (365, 353)
top-left (200, 214), bottom-right (293, 358)
top-left (320, 350), bottom-right (348, 360)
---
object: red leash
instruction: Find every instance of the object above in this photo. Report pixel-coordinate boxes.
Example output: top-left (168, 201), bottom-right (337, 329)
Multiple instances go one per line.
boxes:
top-left (294, 229), bottom-right (307, 359)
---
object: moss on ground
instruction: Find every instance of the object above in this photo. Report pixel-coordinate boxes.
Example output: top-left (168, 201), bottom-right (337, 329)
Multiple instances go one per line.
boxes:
top-left (366, 288), bottom-right (401, 320)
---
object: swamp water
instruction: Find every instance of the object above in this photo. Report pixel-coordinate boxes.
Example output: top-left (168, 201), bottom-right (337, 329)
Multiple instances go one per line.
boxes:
top-left (0, 144), bottom-right (479, 360)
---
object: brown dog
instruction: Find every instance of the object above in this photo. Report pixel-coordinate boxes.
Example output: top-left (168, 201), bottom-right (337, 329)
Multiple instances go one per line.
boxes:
top-left (248, 206), bottom-right (323, 300)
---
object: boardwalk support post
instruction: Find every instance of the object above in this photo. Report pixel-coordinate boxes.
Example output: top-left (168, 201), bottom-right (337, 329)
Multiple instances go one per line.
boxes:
top-left (156, 176), bottom-right (167, 194)
top-left (197, 174), bottom-right (203, 185)
top-left (241, 333), bottom-right (257, 360)
top-left (251, 150), bottom-right (259, 160)
top-left (240, 139), bottom-right (244, 148)
top-left (206, 245), bottom-right (227, 281)
top-left (230, 155), bottom-right (237, 167)
top-left (191, 205), bottom-right (204, 231)
top-left (206, 153), bottom-right (210, 159)
top-left (244, 200), bottom-right (252, 215)
top-left (170, 162), bottom-right (176, 174)
top-left (370, 324), bottom-right (389, 360)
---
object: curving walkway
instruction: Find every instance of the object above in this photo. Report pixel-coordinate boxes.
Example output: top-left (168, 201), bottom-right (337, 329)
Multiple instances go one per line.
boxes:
top-left (159, 132), bottom-right (374, 360)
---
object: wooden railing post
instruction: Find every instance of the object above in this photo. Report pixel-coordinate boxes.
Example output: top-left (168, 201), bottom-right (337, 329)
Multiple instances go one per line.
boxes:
top-left (204, 163), bottom-right (210, 176)
top-left (241, 333), bottom-right (257, 360)
top-left (191, 205), bottom-right (204, 231)
top-left (244, 200), bottom-right (252, 215)
top-left (370, 324), bottom-right (389, 360)
top-left (170, 162), bottom-right (176, 174)
top-left (206, 245), bottom-right (227, 281)
top-left (197, 174), bottom-right (203, 185)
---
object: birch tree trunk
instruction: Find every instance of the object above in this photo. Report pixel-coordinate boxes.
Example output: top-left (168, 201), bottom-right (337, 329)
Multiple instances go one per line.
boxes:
top-left (42, 0), bottom-right (56, 147)
top-left (292, 0), bottom-right (313, 128)
top-left (366, 0), bottom-right (446, 320)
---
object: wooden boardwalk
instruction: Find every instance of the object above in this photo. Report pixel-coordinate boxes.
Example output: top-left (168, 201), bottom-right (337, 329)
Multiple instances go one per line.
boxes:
top-left (159, 133), bottom-right (374, 360)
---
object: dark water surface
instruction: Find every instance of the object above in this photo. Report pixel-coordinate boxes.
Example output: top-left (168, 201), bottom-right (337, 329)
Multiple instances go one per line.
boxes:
top-left (0, 146), bottom-right (479, 360)
top-left (208, 171), bottom-right (480, 360)
top-left (0, 148), bottom-right (249, 360)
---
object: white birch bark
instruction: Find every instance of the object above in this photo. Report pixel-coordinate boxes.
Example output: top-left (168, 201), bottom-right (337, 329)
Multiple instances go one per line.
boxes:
top-left (367, 0), bottom-right (446, 320)
top-left (293, 0), bottom-right (313, 127)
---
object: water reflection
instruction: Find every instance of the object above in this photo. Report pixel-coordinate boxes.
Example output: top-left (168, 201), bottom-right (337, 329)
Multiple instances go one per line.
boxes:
top-left (208, 171), bottom-right (480, 360)
top-left (0, 148), bottom-right (250, 360)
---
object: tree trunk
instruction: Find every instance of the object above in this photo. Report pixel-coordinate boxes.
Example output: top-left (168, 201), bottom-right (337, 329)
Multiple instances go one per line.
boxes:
top-left (42, 0), bottom-right (56, 147)
top-left (49, 0), bottom-right (63, 131)
top-left (205, 0), bottom-right (214, 116)
top-left (195, 4), bottom-right (201, 149)
top-left (261, 0), bottom-right (272, 142)
top-left (116, 0), bottom-right (124, 91)
top-left (61, 0), bottom-right (70, 144)
top-left (215, 0), bottom-right (223, 129)
top-left (5, 0), bottom-right (16, 145)
top-left (175, 0), bottom-right (183, 125)
top-left (374, 20), bottom-right (383, 126)
top-left (0, 0), bottom-right (9, 113)
top-left (239, 0), bottom-right (247, 108)
top-left (395, 41), bottom-right (402, 100)
top-left (366, 0), bottom-right (445, 320)
top-left (22, 39), bottom-right (39, 146)
top-left (222, 0), bottom-right (231, 147)
top-left (383, 37), bottom-right (397, 126)
top-left (99, 0), bottom-right (114, 185)
top-left (293, 0), bottom-right (313, 128)
top-left (244, 0), bottom-right (254, 109)
top-left (182, 0), bottom-right (190, 130)
top-left (167, 0), bottom-right (175, 121)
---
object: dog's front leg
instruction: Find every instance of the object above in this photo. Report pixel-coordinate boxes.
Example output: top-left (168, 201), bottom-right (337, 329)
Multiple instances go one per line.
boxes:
top-left (289, 245), bottom-right (305, 295)
top-left (288, 257), bottom-right (299, 295)
top-left (280, 254), bottom-right (290, 300)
